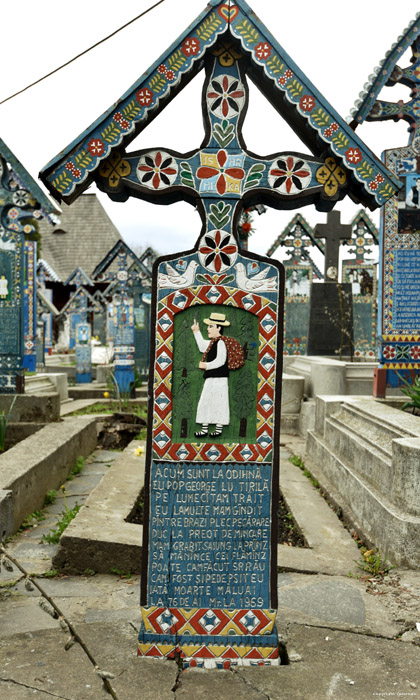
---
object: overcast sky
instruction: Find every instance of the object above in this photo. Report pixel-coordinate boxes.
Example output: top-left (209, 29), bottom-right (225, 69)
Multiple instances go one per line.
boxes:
top-left (0, 0), bottom-right (418, 260)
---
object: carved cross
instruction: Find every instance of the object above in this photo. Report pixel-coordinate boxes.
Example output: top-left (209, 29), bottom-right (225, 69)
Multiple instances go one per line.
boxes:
top-left (96, 47), bottom-right (348, 272)
top-left (314, 210), bottom-right (352, 280)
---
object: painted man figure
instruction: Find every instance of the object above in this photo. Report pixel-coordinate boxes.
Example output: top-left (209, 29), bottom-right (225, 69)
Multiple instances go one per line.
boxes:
top-left (191, 312), bottom-right (232, 439)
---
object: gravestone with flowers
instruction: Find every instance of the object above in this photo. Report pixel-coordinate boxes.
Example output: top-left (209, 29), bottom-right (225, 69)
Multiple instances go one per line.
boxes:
top-left (41, 0), bottom-right (399, 668)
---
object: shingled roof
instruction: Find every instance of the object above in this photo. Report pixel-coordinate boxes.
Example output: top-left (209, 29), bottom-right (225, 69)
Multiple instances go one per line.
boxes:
top-left (37, 193), bottom-right (122, 281)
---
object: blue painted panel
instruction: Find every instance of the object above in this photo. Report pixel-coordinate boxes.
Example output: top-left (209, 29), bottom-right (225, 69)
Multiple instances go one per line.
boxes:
top-left (147, 461), bottom-right (272, 610)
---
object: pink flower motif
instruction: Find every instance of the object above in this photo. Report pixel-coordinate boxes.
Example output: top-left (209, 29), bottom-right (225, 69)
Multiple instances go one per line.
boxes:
top-left (181, 37), bottom-right (200, 56)
top-left (87, 139), bottom-right (105, 157)
top-left (383, 345), bottom-right (396, 360)
top-left (345, 147), bottom-right (362, 164)
top-left (158, 64), bottom-right (167, 74)
top-left (410, 345), bottom-right (420, 359)
top-left (255, 41), bottom-right (271, 60)
top-left (65, 161), bottom-right (75, 172)
top-left (166, 69), bottom-right (175, 81)
top-left (136, 88), bottom-right (154, 106)
top-left (299, 95), bottom-right (316, 112)
top-left (8, 208), bottom-right (19, 220)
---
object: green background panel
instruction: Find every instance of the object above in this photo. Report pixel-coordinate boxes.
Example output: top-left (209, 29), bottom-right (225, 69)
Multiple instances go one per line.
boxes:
top-left (172, 304), bottom-right (259, 444)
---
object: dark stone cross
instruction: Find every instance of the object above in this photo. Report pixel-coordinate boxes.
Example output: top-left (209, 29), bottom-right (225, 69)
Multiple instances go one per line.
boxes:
top-left (314, 210), bottom-right (352, 280)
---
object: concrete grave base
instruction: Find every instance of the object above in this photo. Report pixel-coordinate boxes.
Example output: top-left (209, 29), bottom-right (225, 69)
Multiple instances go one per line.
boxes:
top-left (0, 416), bottom-right (98, 538)
top-left (307, 395), bottom-right (420, 568)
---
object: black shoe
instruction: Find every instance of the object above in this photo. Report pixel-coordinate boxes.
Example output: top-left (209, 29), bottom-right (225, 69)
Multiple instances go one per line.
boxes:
top-left (194, 430), bottom-right (208, 437)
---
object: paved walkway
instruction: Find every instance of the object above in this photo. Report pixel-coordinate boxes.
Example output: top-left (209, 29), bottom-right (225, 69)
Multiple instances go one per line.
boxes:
top-left (1, 436), bottom-right (420, 699)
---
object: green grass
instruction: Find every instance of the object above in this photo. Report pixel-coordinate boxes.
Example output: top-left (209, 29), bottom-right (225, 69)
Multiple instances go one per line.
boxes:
top-left (41, 504), bottom-right (81, 544)
top-left (18, 510), bottom-right (46, 532)
top-left (110, 566), bottom-right (132, 579)
top-left (44, 490), bottom-right (57, 506)
top-left (67, 456), bottom-right (86, 480)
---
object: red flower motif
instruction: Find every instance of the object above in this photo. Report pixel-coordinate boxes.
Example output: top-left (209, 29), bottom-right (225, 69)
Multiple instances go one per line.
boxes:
top-left (383, 345), bottom-right (396, 360)
top-left (368, 180), bottom-right (378, 191)
top-left (285, 69), bottom-right (293, 79)
top-left (158, 64), bottom-right (167, 74)
top-left (199, 229), bottom-right (237, 273)
top-left (375, 173), bottom-right (384, 184)
top-left (166, 69), bottom-right (175, 81)
top-left (72, 168), bottom-right (82, 179)
top-left (196, 150), bottom-right (245, 195)
top-left (119, 119), bottom-right (130, 130)
top-left (181, 37), bottom-right (200, 56)
top-left (207, 75), bottom-right (245, 118)
top-left (137, 151), bottom-right (177, 190)
top-left (269, 156), bottom-right (311, 194)
top-left (87, 139), bottom-right (105, 157)
top-left (65, 161), bottom-right (75, 172)
top-left (114, 112), bottom-right (123, 123)
top-left (136, 88), bottom-right (154, 106)
top-left (255, 41), bottom-right (271, 60)
top-left (330, 122), bottom-right (339, 132)
top-left (345, 147), bottom-right (362, 164)
top-left (299, 94), bottom-right (316, 112)
top-left (324, 127), bottom-right (333, 138)
top-left (410, 345), bottom-right (420, 359)
top-left (278, 76), bottom-right (287, 86)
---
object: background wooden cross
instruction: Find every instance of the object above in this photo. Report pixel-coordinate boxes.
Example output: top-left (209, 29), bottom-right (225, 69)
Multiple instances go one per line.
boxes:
top-left (314, 210), bottom-right (352, 280)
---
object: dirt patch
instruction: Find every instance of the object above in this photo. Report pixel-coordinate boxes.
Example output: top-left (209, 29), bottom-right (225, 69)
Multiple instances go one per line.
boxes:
top-left (98, 412), bottom-right (146, 450)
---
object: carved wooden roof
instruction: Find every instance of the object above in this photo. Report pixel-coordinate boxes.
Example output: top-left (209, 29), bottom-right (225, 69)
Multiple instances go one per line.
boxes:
top-left (39, 0), bottom-right (401, 211)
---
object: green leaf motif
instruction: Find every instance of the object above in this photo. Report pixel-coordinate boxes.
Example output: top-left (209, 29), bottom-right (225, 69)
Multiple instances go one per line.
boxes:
top-left (123, 101), bottom-right (141, 120)
top-left (286, 79), bottom-right (304, 98)
top-left (168, 50), bottom-right (186, 71)
top-left (235, 19), bottom-right (259, 44)
top-left (331, 132), bottom-right (349, 150)
top-left (196, 12), bottom-right (222, 41)
top-left (196, 273), bottom-right (209, 285)
top-left (149, 74), bottom-right (167, 93)
top-left (244, 163), bottom-right (265, 190)
top-left (101, 122), bottom-right (121, 144)
top-left (53, 172), bottom-right (72, 193)
top-left (311, 108), bottom-right (331, 128)
top-left (213, 121), bottom-right (235, 148)
top-left (222, 274), bottom-right (235, 285)
top-left (266, 55), bottom-right (285, 75)
top-left (208, 202), bottom-right (232, 230)
top-left (356, 160), bottom-right (374, 180)
top-left (180, 162), bottom-right (195, 189)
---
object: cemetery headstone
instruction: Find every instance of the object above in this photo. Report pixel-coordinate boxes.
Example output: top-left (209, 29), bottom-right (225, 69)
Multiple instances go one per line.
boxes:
top-left (92, 240), bottom-right (151, 392)
top-left (92, 289), bottom-right (108, 345)
top-left (37, 259), bottom-right (60, 353)
top-left (23, 240), bottom-right (37, 372)
top-left (307, 210), bottom-right (354, 357)
top-left (40, 0), bottom-right (400, 668)
top-left (267, 213), bottom-right (323, 355)
top-left (341, 210), bottom-right (379, 359)
top-left (349, 20), bottom-right (420, 391)
top-left (75, 322), bottom-right (92, 383)
top-left (0, 140), bottom-right (57, 393)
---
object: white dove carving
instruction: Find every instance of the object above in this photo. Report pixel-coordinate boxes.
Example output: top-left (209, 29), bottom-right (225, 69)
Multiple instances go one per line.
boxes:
top-left (158, 260), bottom-right (199, 289)
top-left (235, 262), bottom-right (278, 292)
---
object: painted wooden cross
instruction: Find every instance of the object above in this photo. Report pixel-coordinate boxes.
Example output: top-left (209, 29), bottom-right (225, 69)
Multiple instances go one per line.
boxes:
top-left (313, 210), bottom-right (352, 280)
top-left (39, 0), bottom-right (400, 671)
top-left (92, 240), bottom-right (151, 391)
top-left (96, 56), bottom-right (350, 271)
